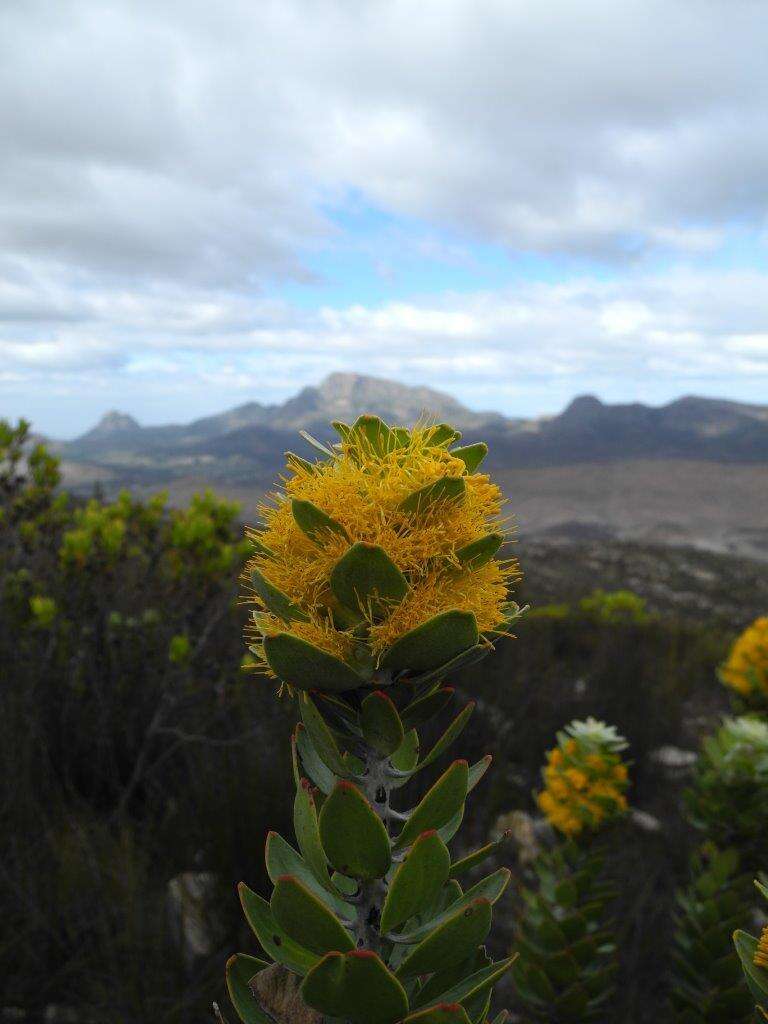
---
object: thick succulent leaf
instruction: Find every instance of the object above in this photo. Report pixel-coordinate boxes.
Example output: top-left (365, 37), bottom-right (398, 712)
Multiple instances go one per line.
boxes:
top-left (403, 702), bottom-right (475, 776)
top-left (263, 633), bottom-right (364, 692)
top-left (294, 778), bottom-right (331, 890)
top-left (393, 760), bottom-right (469, 851)
top-left (403, 1005), bottom-right (471, 1024)
top-left (351, 414), bottom-right (400, 455)
top-left (250, 568), bottom-right (309, 624)
top-left (271, 875), bottom-right (355, 954)
top-left (249, 536), bottom-right (276, 559)
top-left (319, 780), bottom-right (392, 879)
top-left (391, 728), bottom-right (420, 773)
top-left (291, 498), bottom-right (350, 545)
top-left (381, 611), bottom-right (479, 674)
top-left (734, 930), bottom-right (768, 1004)
top-left (488, 1013), bottom-right (509, 1024)
top-left (401, 687), bottom-right (455, 732)
top-left (315, 691), bottom-right (361, 730)
top-left (427, 424), bottom-right (462, 447)
top-left (399, 476), bottom-right (466, 516)
top-left (361, 690), bottom-right (405, 756)
top-left (238, 883), bottom-right (319, 975)
top-left (380, 830), bottom-right (451, 933)
top-left (411, 956), bottom-right (518, 1012)
top-left (330, 541), bottom-right (408, 614)
top-left (265, 832), bottom-right (352, 919)
top-left (225, 954), bottom-right (273, 1024)
top-left (409, 645), bottom-right (490, 690)
top-left (285, 450), bottom-right (316, 474)
top-left (295, 724), bottom-right (336, 795)
top-left (300, 693), bottom-right (349, 777)
top-left (449, 831), bottom-right (511, 880)
top-left (301, 950), bottom-right (408, 1024)
top-left (394, 869), bottom-right (511, 945)
top-left (468, 755), bottom-right (493, 792)
top-left (451, 443), bottom-right (488, 473)
top-left (438, 807), bottom-right (465, 845)
top-left (454, 533), bottom-right (503, 571)
top-left (299, 430), bottom-right (336, 457)
top-left (395, 898), bottom-right (493, 979)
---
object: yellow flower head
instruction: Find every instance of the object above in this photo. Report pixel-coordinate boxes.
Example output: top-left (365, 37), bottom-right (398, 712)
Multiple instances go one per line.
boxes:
top-left (720, 617), bottom-right (768, 699)
top-left (536, 717), bottom-right (630, 838)
top-left (243, 417), bottom-right (521, 690)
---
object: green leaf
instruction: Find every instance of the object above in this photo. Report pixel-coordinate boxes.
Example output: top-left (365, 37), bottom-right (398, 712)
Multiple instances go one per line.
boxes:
top-left (734, 930), bottom-right (768, 1003)
top-left (454, 534), bottom-right (503, 571)
top-left (264, 831), bottom-right (352, 918)
top-left (411, 956), bottom-right (518, 1012)
top-left (399, 476), bottom-right (466, 516)
top-left (438, 808), bottom-right (465, 845)
top-left (299, 430), bottom-right (336, 457)
top-left (238, 883), bottom-right (319, 975)
top-left (351, 414), bottom-right (399, 456)
top-left (225, 953), bottom-right (273, 1024)
top-left (451, 443), bottom-right (488, 473)
top-left (380, 830), bottom-right (451, 933)
top-left (449, 831), bottom-right (511, 880)
top-left (285, 451), bottom-right (315, 474)
top-left (393, 759), bottom-right (469, 851)
top-left (301, 950), bottom-right (408, 1024)
top-left (404, 702), bottom-right (475, 775)
top-left (391, 729), bottom-right (420, 773)
top-left (263, 633), bottom-right (364, 692)
top-left (271, 875), bottom-right (355, 954)
top-left (394, 869), bottom-right (511, 944)
top-left (361, 690), bottom-right (405, 756)
top-left (250, 568), bottom-right (309, 624)
top-left (291, 498), bottom-right (349, 545)
top-left (295, 723), bottom-right (336, 795)
top-left (403, 1006), bottom-right (471, 1024)
top-left (468, 755), bottom-right (493, 792)
top-left (249, 536), bottom-right (275, 559)
top-left (408, 645), bottom-right (490, 689)
top-left (300, 693), bottom-right (349, 776)
top-left (396, 898), bottom-right (493, 979)
top-left (427, 424), bottom-right (462, 447)
top-left (330, 542), bottom-right (408, 614)
top-left (381, 611), bottom-right (479, 673)
top-left (294, 778), bottom-right (330, 891)
top-left (319, 780), bottom-right (392, 880)
top-left (401, 687), bottom-right (455, 732)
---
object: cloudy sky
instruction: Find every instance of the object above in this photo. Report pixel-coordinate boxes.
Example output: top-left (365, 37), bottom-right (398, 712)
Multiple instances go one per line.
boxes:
top-left (2, 0), bottom-right (768, 436)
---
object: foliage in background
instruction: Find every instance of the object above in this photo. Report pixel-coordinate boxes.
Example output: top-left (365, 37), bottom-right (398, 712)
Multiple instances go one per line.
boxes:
top-left (669, 845), bottom-right (757, 1023)
top-left (511, 721), bottom-right (629, 1022)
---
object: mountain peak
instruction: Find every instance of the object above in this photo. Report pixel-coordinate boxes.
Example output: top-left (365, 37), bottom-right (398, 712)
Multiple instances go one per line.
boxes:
top-left (92, 410), bottom-right (141, 434)
top-left (560, 394), bottom-right (604, 421)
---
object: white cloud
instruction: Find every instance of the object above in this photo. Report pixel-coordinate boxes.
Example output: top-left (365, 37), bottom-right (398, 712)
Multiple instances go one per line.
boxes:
top-left (3, 265), bottom-right (767, 434)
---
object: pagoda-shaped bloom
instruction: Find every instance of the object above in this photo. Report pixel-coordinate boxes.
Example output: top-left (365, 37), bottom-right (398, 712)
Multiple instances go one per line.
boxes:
top-left (244, 416), bottom-right (521, 692)
top-left (720, 616), bottom-right (768, 699)
top-left (536, 717), bottom-right (629, 837)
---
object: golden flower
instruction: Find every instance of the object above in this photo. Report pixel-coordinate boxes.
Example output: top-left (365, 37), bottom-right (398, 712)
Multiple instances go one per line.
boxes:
top-left (721, 617), bottom-right (768, 699)
top-left (243, 417), bottom-right (521, 690)
top-left (536, 718), bottom-right (630, 838)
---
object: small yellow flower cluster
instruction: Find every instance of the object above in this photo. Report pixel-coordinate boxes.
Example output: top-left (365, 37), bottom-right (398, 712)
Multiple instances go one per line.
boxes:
top-left (246, 421), bottom-right (518, 673)
top-left (536, 721), bottom-right (629, 838)
top-left (755, 924), bottom-right (768, 970)
top-left (721, 617), bottom-right (768, 699)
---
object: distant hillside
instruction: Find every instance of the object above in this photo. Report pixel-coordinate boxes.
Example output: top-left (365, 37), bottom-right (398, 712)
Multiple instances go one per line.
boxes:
top-left (43, 372), bottom-right (768, 560)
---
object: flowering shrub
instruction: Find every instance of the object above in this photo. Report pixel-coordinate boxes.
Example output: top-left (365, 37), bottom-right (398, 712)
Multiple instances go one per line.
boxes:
top-left (536, 718), bottom-right (629, 838)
